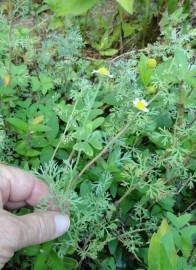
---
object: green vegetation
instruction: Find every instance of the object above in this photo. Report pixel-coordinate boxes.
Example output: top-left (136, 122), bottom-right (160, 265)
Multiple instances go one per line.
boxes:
top-left (0, 0), bottom-right (195, 269)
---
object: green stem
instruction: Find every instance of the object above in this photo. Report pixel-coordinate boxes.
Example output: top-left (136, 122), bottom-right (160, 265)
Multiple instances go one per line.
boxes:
top-left (118, 6), bottom-right (124, 54)
top-left (51, 99), bottom-right (78, 161)
top-left (142, 0), bottom-right (151, 47)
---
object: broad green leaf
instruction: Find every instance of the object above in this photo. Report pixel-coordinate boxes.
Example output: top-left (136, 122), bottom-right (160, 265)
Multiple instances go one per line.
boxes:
top-left (181, 233), bottom-right (193, 258)
top-left (159, 240), bottom-right (176, 270)
top-left (63, 257), bottom-right (78, 269)
top-left (92, 117), bottom-right (105, 130)
top-left (167, 212), bottom-right (192, 229)
top-left (161, 231), bottom-right (178, 268)
top-left (157, 219), bottom-right (170, 237)
top-left (168, 0), bottom-right (178, 13)
top-left (138, 53), bottom-right (153, 87)
top-left (21, 245), bottom-right (40, 257)
top-left (55, 149), bottom-right (69, 160)
top-left (47, 0), bottom-right (98, 16)
top-left (88, 108), bottom-right (103, 120)
top-left (7, 117), bottom-right (28, 132)
top-left (101, 257), bottom-right (116, 270)
top-left (31, 76), bottom-right (41, 92)
top-left (56, 103), bottom-right (73, 123)
top-left (40, 146), bottom-right (54, 163)
top-left (148, 219), bottom-right (170, 270)
top-left (30, 157), bottom-right (40, 169)
top-left (73, 142), bottom-right (93, 156)
top-left (116, 0), bottom-right (134, 14)
top-left (31, 136), bottom-right (48, 148)
top-left (173, 48), bottom-right (189, 79)
top-left (122, 22), bottom-right (136, 37)
top-left (154, 112), bottom-right (173, 129)
top-left (33, 254), bottom-right (48, 270)
top-left (154, 59), bottom-right (177, 84)
top-left (159, 197), bottom-right (175, 212)
top-left (47, 251), bottom-right (65, 270)
top-left (15, 141), bottom-right (40, 157)
top-left (172, 228), bottom-right (181, 249)
top-left (73, 124), bottom-right (92, 140)
top-left (89, 131), bottom-right (103, 150)
top-left (80, 181), bottom-right (92, 197)
top-left (180, 226), bottom-right (196, 258)
top-left (99, 31), bottom-right (111, 50)
top-left (39, 72), bottom-right (54, 95)
top-left (46, 113), bottom-right (59, 140)
top-left (148, 131), bottom-right (171, 149)
top-left (108, 240), bottom-right (118, 255)
top-left (148, 233), bottom-right (161, 270)
top-left (31, 124), bottom-right (50, 133)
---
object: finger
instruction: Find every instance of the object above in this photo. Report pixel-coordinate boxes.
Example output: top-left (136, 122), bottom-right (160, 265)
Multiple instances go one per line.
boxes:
top-left (6, 201), bottom-right (26, 209)
top-left (17, 212), bottom-right (70, 249)
top-left (0, 210), bottom-right (70, 269)
top-left (0, 164), bottom-right (49, 207)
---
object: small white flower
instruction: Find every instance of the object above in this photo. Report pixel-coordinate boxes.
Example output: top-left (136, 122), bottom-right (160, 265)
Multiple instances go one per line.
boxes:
top-left (92, 67), bottom-right (113, 78)
top-left (133, 98), bottom-right (149, 112)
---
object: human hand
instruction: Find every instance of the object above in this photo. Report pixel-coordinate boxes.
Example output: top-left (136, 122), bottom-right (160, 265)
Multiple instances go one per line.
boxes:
top-left (0, 164), bottom-right (70, 269)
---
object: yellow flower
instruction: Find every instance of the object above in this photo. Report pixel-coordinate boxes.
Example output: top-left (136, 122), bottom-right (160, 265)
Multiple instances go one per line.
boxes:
top-left (147, 58), bottom-right (157, 69)
top-left (92, 67), bottom-right (113, 78)
top-left (133, 98), bottom-right (149, 112)
top-left (32, 115), bottom-right (44, 125)
top-left (147, 85), bottom-right (157, 94)
top-left (3, 74), bottom-right (11, 87)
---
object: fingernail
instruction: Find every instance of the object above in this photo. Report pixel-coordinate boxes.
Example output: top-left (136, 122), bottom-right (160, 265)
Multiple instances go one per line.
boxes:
top-left (55, 215), bottom-right (70, 237)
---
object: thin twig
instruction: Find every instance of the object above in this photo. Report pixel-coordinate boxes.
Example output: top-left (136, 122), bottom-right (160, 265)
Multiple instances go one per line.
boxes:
top-left (68, 149), bottom-right (75, 163)
top-left (76, 120), bottom-right (132, 180)
top-left (183, 201), bottom-right (196, 213)
top-left (177, 81), bottom-right (184, 127)
top-left (51, 100), bottom-right (78, 160)
top-left (115, 185), bottom-right (136, 206)
top-left (8, 0), bottom-right (14, 74)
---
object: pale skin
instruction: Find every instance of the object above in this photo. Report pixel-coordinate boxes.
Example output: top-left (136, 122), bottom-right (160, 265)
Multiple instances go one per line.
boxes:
top-left (0, 164), bottom-right (70, 269)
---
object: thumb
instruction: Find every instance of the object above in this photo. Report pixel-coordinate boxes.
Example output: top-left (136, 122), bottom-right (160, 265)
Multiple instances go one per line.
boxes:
top-left (16, 211), bottom-right (70, 249)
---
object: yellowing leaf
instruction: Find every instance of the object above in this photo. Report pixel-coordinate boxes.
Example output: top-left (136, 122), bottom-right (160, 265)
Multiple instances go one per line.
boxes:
top-left (3, 74), bottom-right (11, 86)
top-left (148, 219), bottom-right (173, 270)
top-left (32, 115), bottom-right (44, 125)
top-left (116, 0), bottom-right (134, 14)
top-left (157, 219), bottom-right (169, 238)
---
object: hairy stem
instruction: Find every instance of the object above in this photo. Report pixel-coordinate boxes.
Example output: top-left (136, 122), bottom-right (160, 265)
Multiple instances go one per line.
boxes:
top-left (51, 100), bottom-right (78, 160)
top-left (177, 81), bottom-right (185, 127)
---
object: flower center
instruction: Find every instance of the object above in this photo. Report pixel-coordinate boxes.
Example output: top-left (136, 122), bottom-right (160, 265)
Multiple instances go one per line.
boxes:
top-left (136, 101), bottom-right (145, 110)
top-left (98, 67), bottom-right (109, 76)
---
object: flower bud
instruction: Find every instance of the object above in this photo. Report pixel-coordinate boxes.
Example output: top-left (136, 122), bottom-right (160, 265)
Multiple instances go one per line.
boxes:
top-left (147, 85), bottom-right (157, 94)
top-left (147, 58), bottom-right (157, 69)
